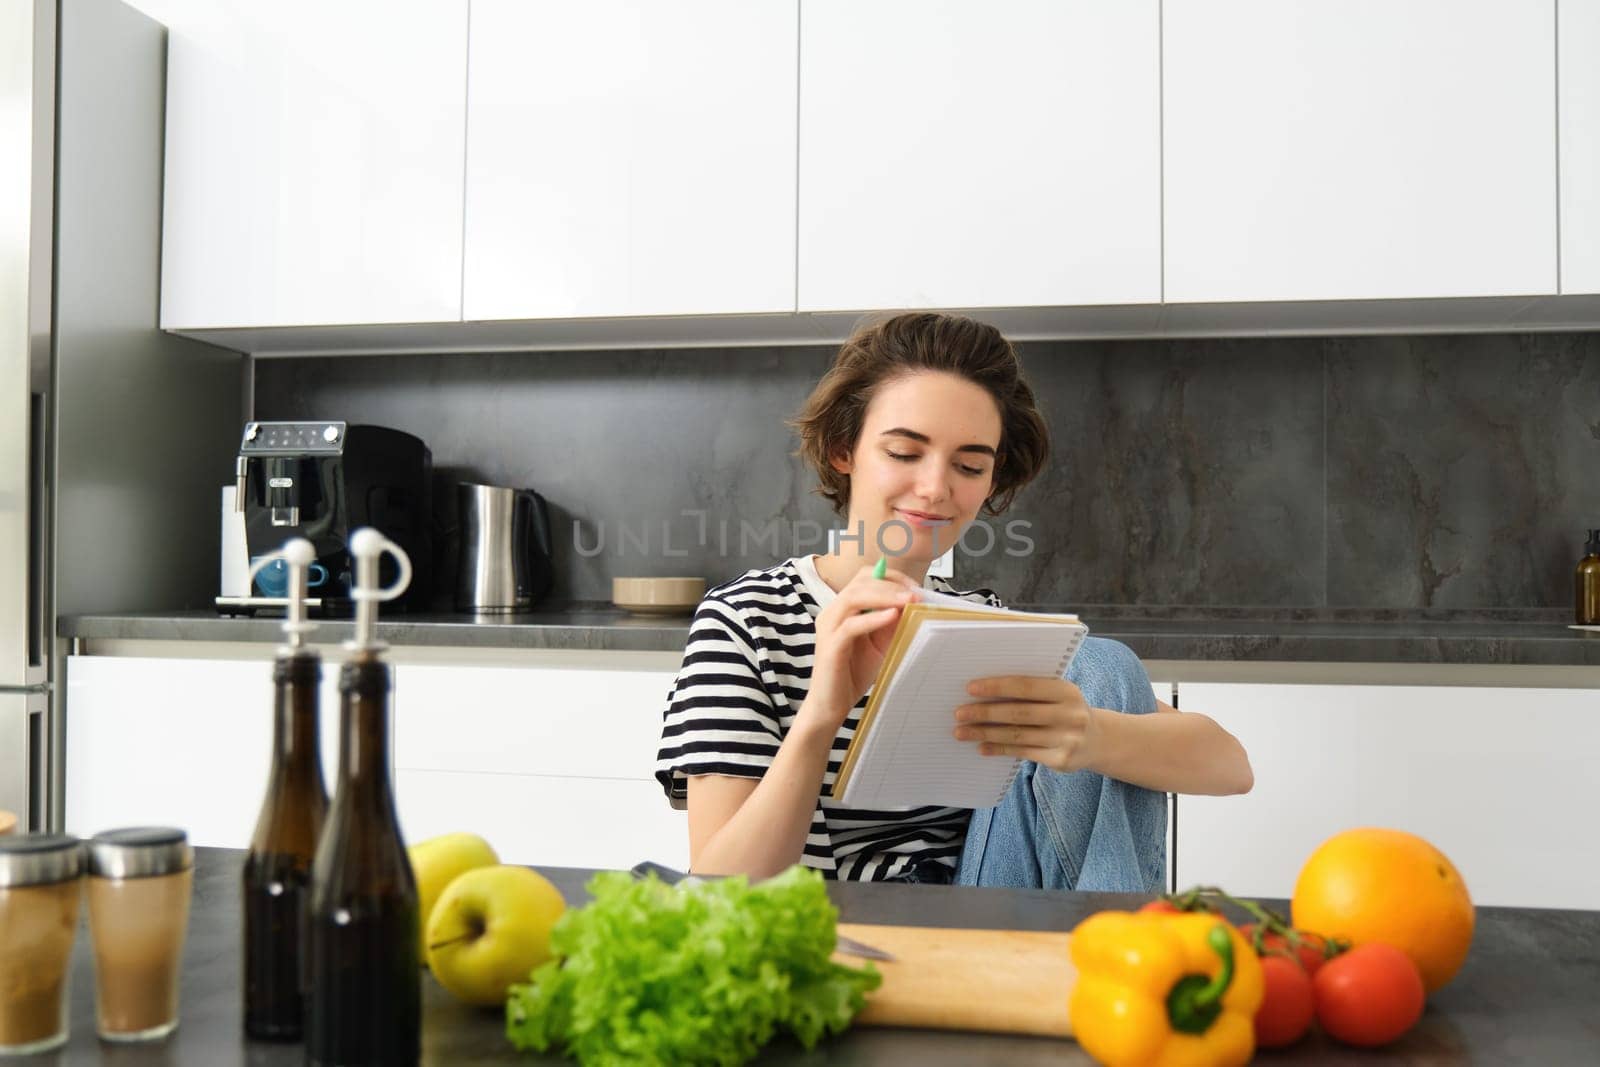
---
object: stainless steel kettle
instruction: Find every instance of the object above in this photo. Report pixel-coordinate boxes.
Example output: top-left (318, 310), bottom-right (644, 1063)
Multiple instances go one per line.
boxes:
top-left (455, 482), bottom-right (554, 612)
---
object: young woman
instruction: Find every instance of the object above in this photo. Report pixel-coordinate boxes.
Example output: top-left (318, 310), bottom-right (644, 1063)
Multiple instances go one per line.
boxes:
top-left (655, 313), bottom-right (1252, 888)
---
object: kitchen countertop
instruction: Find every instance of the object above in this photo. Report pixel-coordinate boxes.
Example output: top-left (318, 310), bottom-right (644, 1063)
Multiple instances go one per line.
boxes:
top-left (58, 604), bottom-right (1600, 667)
top-left (38, 847), bottom-right (1600, 1065)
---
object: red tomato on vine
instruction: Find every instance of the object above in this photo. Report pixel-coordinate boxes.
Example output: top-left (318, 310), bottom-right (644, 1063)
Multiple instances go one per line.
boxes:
top-left (1254, 954), bottom-right (1316, 1047)
top-left (1313, 942), bottom-right (1426, 1047)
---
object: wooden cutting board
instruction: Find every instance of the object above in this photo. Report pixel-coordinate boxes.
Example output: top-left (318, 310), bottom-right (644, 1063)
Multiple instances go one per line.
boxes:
top-left (835, 923), bottom-right (1076, 1038)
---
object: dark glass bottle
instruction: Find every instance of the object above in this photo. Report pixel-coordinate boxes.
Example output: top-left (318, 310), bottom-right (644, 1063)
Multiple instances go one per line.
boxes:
top-left (242, 652), bottom-right (328, 1040)
top-left (1577, 529), bottom-right (1600, 625)
top-left (305, 653), bottom-right (420, 1067)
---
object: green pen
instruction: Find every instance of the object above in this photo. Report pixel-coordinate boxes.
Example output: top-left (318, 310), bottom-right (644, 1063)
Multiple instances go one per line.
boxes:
top-left (860, 557), bottom-right (889, 615)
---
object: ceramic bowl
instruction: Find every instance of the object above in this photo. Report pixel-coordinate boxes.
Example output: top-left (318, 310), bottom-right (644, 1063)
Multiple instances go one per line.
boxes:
top-left (612, 577), bottom-right (705, 616)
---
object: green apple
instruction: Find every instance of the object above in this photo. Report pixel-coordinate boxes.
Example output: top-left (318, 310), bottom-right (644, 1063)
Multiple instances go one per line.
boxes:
top-left (408, 832), bottom-right (500, 956)
top-left (425, 864), bottom-right (567, 1006)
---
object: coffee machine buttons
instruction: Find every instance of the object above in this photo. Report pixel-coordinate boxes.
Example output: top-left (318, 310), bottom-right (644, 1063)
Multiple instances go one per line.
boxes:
top-left (239, 421), bottom-right (348, 455)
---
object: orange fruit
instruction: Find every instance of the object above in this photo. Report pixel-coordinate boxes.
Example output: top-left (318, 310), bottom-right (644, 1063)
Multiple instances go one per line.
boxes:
top-left (1291, 827), bottom-right (1473, 994)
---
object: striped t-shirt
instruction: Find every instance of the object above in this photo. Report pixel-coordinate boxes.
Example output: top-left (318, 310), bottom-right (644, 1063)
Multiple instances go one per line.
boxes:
top-left (655, 555), bottom-right (1004, 881)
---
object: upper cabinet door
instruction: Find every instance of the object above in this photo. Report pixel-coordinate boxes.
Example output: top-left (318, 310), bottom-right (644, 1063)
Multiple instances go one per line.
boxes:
top-left (1561, 0), bottom-right (1600, 294)
top-left (157, 1), bottom-right (469, 329)
top-left (1165, 1), bottom-right (1556, 304)
top-left (797, 0), bottom-right (1161, 313)
top-left (462, 1), bottom-right (798, 321)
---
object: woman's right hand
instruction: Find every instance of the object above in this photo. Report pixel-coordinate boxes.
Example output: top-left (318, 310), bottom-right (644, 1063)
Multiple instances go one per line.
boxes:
top-left (799, 565), bottom-right (920, 735)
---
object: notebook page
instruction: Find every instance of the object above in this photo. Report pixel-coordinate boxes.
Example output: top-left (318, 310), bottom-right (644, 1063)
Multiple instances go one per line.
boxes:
top-left (855, 620), bottom-right (1054, 808)
top-left (843, 620), bottom-right (1079, 808)
top-left (840, 618), bottom-right (1086, 810)
top-left (837, 623), bottom-right (944, 804)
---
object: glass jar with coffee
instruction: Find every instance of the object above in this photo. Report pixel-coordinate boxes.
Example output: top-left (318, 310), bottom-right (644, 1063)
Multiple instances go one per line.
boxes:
top-left (0, 834), bottom-right (84, 1055)
top-left (86, 827), bottom-right (194, 1042)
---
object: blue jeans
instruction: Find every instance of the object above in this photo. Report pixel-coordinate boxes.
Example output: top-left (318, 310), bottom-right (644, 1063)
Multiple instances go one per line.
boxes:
top-left (954, 637), bottom-right (1168, 893)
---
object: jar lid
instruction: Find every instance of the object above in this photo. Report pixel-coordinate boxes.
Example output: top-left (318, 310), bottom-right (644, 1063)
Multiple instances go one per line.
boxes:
top-left (0, 833), bottom-right (84, 887)
top-left (87, 827), bottom-right (193, 880)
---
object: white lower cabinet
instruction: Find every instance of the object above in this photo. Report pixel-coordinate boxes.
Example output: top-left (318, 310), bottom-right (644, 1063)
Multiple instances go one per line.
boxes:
top-left (65, 655), bottom-right (341, 847)
top-left (1173, 682), bottom-right (1600, 909)
top-left (394, 770), bottom-right (685, 872)
top-left (74, 654), bottom-right (1593, 903)
top-left (391, 663), bottom-right (686, 871)
top-left (66, 654), bottom-right (688, 870)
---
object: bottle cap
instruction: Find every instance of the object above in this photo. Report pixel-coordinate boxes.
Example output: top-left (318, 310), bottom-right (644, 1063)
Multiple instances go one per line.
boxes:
top-left (344, 527), bottom-right (412, 654)
top-left (247, 538), bottom-right (319, 652)
top-left (87, 827), bottom-right (192, 880)
top-left (0, 834), bottom-right (83, 887)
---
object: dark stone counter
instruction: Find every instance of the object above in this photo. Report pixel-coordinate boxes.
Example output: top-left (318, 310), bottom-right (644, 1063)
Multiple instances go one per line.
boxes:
top-left (36, 848), bottom-right (1600, 1064)
top-left (59, 605), bottom-right (1600, 667)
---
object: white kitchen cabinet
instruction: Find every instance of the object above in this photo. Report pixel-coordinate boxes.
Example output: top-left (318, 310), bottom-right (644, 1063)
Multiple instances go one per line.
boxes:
top-left (65, 655), bottom-right (342, 848)
top-left (798, 0), bottom-right (1160, 312)
top-left (1560, 0), bottom-right (1600, 293)
top-left (392, 663), bottom-right (686, 871)
top-left (395, 771), bottom-right (686, 871)
top-left (152, 0), bottom-right (468, 328)
top-left (1164, 1), bottom-right (1556, 303)
top-left (1173, 682), bottom-right (1600, 909)
top-left (64, 652), bottom-right (687, 869)
top-left (461, 0), bottom-right (798, 321)
top-left (393, 663), bottom-right (672, 780)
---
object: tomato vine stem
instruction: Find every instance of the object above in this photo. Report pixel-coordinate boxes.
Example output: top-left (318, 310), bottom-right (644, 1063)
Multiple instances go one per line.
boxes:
top-left (1158, 885), bottom-right (1349, 962)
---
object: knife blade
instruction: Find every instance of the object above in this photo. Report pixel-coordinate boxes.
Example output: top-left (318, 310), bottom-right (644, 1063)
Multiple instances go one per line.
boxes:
top-left (627, 861), bottom-right (897, 962)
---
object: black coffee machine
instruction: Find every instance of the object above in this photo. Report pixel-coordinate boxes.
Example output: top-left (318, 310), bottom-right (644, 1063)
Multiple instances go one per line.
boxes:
top-left (226, 421), bottom-right (433, 614)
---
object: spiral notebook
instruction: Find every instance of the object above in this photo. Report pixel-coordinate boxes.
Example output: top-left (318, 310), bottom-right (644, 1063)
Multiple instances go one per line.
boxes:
top-left (828, 589), bottom-right (1088, 810)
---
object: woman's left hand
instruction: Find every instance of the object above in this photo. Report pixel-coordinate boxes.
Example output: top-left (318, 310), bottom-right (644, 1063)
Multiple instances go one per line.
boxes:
top-left (952, 676), bottom-right (1102, 773)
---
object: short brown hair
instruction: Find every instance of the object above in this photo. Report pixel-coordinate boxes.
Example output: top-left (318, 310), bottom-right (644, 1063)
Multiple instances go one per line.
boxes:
top-left (789, 312), bottom-right (1050, 516)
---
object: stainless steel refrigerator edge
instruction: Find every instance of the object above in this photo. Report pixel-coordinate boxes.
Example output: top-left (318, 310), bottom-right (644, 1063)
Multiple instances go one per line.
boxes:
top-left (2, 0), bottom-right (243, 832)
top-left (1, 0), bottom-right (55, 832)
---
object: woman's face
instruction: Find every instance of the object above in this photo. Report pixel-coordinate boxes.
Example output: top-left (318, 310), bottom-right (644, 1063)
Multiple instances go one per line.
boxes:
top-left (834, 371), bottom-right (1002, 565)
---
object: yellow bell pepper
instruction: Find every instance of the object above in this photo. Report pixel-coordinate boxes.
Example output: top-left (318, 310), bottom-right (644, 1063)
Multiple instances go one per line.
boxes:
top-left (1069, 911), bottom-right (1264, 1067)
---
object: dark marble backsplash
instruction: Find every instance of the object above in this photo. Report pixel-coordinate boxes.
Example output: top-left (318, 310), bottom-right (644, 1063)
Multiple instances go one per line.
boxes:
top-left (252, 332), bottom-right (1600, 611)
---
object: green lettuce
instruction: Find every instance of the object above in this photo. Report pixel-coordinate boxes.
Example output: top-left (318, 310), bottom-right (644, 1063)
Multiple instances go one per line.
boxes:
top-left (505, 865), bottom-right (881, 1066)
